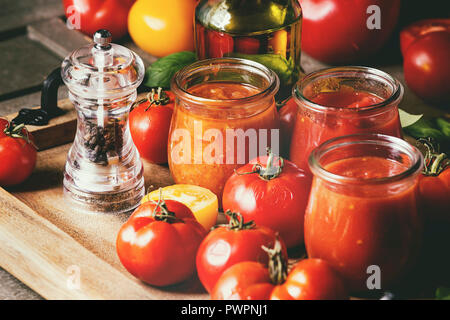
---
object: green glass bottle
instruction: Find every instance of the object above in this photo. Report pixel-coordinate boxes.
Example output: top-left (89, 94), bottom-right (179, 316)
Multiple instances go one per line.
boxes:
top-left (195, 0), bottom-right (303, 100)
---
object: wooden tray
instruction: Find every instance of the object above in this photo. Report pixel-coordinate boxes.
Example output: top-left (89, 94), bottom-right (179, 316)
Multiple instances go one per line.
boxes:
top-left (1, 95), bottom-right (446, 300)
top-left (0, 96), bottom-right (210, 300)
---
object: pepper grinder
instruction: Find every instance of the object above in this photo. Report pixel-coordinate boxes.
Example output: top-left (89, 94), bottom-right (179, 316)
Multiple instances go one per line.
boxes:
top-left (61, 30), bottom-right (145, 213)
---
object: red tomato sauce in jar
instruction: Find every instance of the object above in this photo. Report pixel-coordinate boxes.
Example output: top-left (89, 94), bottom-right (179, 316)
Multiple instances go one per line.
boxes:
top-left (305, 155), bottom-right (422, 292)
top-left (311, 87), bottom-right (384, 109)
top-left (290, 86), bottom-right (402, 173)
top-left (168, 82), bottom-right (279, 200)
top-left (290, 67), bottom-right (404, 175)
top-left (189, 82), bottom-right (261, 100)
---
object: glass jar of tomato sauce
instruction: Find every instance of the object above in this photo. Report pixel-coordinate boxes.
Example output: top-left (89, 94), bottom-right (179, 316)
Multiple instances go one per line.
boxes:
top-left (290, 66), bottom-right (403, 174)
top-left (305, 134), bottom-right (423, 292)
top-left (169, 58), bottom-right (280, 201)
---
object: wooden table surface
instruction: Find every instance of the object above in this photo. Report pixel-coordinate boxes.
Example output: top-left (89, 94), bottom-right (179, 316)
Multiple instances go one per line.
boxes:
top-left (0, 1), bottom-right (446, 300)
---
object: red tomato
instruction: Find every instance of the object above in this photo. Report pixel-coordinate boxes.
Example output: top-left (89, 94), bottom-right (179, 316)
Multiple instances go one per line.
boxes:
top-left (222, 151), bottom-right (311, 248)
top-left (196, 211), bottom-right (287, 293)
top-left (211, 241), bottom-right (348, 300)
top-left (207, 30), bottom-right (234, 58)
top-left (235, 37), bottom-right (260, 55)
top-left (420, 171), bottom-right (450, 222)
top-left (116, 198), bottom-right (206, 286)
top-left (211, 261), bottom-right (274, 300)
top-left (278, 97), bottom-right (298, 158)
top-left (0, 119), bottom-right (37, 187)
top-left (129, 88), bottom-right (174, 164)
top-left (299, 0), bottom-right (400, 64)
top-left (63, 0), bottom-right (135, 40)
top-left (400, 19), bottom-right (450, 56)
top-left (417, 139), bottom-right (450, 222)
top-left (270, 259), bottom-right (348, 300)
top-left (403, 31), bottom-right (450, 105)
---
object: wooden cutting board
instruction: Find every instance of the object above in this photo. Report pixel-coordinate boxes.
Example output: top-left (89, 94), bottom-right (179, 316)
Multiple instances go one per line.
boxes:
top-left (0, 96), bottom-right (209, 300)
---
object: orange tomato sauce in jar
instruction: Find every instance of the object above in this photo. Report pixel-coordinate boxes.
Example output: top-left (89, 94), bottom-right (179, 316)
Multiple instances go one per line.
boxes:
top-left (169, 59), bottom-right (280, 201)
top-left (290, 67), bottom-right (404, 174)
top-left (305, 135), bottom-right (423, 292)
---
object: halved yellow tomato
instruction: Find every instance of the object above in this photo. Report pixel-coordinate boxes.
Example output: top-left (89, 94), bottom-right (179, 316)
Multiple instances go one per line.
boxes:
top-left (142, 184), bottom-right (218, 231)
top-left (128, 0), bottom-right (197, 57)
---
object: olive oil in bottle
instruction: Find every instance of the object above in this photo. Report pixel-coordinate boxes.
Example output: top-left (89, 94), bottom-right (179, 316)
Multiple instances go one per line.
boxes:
top-left (195, 0), bottom-right (303, 100)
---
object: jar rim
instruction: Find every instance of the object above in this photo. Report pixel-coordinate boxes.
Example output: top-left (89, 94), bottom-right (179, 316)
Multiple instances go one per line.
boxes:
top-left (171, 58), bottom-right (280, 110)
top-left (308, 134), bottom-right (423, 185)
top-left (293, 66), bottom-right (403, 113)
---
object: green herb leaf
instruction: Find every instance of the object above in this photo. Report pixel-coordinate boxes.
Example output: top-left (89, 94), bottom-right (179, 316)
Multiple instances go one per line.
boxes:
top-left (436, 287), bottom-right (450, 300)
top-left (225, 53), bottom-right (294, 86)
top-left (404, 117), bottom-right (448, 143)
top-left (436, 118), bottom-right (450, 138)
top-left (144, 51), bottom-right (197, 89)
top-left (399, 109), bottom-right (423, 128)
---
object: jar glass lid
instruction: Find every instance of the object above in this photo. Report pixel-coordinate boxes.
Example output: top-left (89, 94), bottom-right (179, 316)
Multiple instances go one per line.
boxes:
top-left (61, 30), bottom-right (145, 99)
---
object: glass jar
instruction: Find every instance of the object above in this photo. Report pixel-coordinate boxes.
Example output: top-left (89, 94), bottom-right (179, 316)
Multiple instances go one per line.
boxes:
top-left (169, 58), bottom-right (280, 201)
top-left (195, 0), bottom-right (302, 99)
top-left (62, 30), bottom-right (145, 214)
top-left (290, 66), bottom-right (403, 173)
top-left (305, 134), bottom-right (423, 292)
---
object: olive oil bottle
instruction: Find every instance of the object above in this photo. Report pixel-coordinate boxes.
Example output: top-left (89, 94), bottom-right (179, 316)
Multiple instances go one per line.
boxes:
top-left (195, 0), bottom-right (303, 100)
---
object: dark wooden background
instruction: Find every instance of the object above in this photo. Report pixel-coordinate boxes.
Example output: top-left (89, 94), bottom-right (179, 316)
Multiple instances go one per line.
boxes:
top-left (0, 0), bottom-right (446, 300)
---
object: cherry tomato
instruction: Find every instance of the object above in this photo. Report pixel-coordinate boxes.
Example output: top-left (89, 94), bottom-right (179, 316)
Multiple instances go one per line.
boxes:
top-left (417, 138), bottom-right (450, 222)
top-left (222, 151), bottom-right (311, 248)
top-left (212, 241), bottom-right (348, 300)
top-left (270, 259), bottom-right (348, 300)
top-left (196, 211), bottom-right (287, 293)
top-left (129, 88), bottom-right (174, 164)
top-left (116, 197), bottom-right (206, 286)
top-left (63, 0), bottom-right (135, 40)
top-left (278, 97), bottom-right (298, 158)
top-left (0, 119), bottom-right (37, 187)
top-left (207, 30), bottom-right (234, 58)
top-left (128, 0), bottom-right (197, 57)
top-left (299, 0), bottom-right (400, 64)
top-left (403, 31), bottom-right (450, 105)
top-left (400, 19), bottom-right (450, 57)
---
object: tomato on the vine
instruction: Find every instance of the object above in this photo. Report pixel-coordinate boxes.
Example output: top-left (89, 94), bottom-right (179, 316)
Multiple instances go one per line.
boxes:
top-left (0, 119), bottom-right (37, 187)
top-left (129, 88), bottom-right (174, 164)
top-left (196, 211), bottom-right (287, 293)
top-left (298, 0), bottom-right (400, 64)
top-left (211, 241), bottom-right (348, 300)
top-left (222, 150), bottom-right (311, 248)
top-left (116, 196), bottom-right (206, 286)
top-left (270, 259), bottom-right (348, 300)
top-left (417, 138), bottom-right (450, 222)
top-left (403, 31), bottom-right (450, 105)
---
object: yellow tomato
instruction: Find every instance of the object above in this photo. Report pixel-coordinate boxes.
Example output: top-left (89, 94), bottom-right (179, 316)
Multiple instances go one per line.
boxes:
top-left (142, 184), bottom-right (218, 231)
top-left (128, 0), bottom-right (197, 57)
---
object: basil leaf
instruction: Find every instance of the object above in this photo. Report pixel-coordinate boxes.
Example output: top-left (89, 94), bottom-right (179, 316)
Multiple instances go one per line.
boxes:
top-left (399, 109), bottom-right (423, 128)
top-left (404, 117), bottom-right (446, 141)
top-left (226, 53), bottom-right (294, 86)
top-left (144, 51), bottom-right (197, 89)
top-left (436, 287), bottom-right (450, 300)
top-left (436, 118), bottom-right (450, 138)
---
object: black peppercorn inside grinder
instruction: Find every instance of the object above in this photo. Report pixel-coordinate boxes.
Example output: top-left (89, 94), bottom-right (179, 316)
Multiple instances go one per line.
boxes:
top-left (60, 30), bottom-right (145, 213)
